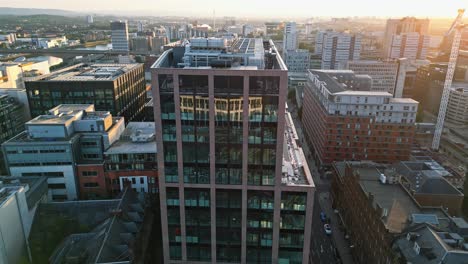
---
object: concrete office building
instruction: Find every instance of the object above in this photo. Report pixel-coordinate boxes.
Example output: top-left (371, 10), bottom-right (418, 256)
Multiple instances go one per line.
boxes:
top-left (2, 104), bottom-right (124, 201)
top-left (0, 177), bottom-right (48, 264)
top-left (315, 31), bottom-right (361, 70)
top-left (152, 37), bottom-right (314, 263)
top-left (394, 59), bottom-right (431, 98)
top-left (111, 21), bottom-right (130, 52)
top-left (0, 33), bottom-right (16, 44)
top-left (302, 70), bottom-right (418, 166)
top-left (152, 36), bottom-right (168, 53)
top-left (0, 60), bottom-right (54, 90)
top-left (25, 63), bottom-right (146, 122)
top-left (447, 84), bottom-right (468, 126)
top-left (0, 63), bottom-right (24, 89)
top-left (387, 33), bottom-right (430, 60)
top-left (383, 17), bottom-right (429, 59)
top-left (284, 49), bottom-right (310, 73)
top-left (346, 60), bottom-right (399, 94)
top-left (132, 36), bottom-right (151, 53)
top-left (283, 22), bottom-right (298, 54)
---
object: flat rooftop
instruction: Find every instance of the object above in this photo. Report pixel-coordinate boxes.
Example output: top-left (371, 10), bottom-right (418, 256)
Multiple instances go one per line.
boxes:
top-left (397, 161), bottom-right (463, 196)
top-left (335, 161), bottom-right (447, 233)
top-left (0, 176), bottom-right (48, 209)
top-left (26, 63), bottom-right (141, 82)
top-left (105, 122), bottom-right (157, 155)
top-left (309, 70), bottom-right (373, 93)
top-left (49, 104), bottom-right (95, 114)
top-left (451, 82), bottom-right (468, 92)
top-left (27, 114), bottom-right (76, 125)
top-left (152, 37), bottom-right (286, 71)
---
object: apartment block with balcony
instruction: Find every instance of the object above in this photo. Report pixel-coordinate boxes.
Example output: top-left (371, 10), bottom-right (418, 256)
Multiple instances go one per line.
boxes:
top-left (302, 70), bottom-right (418, 167)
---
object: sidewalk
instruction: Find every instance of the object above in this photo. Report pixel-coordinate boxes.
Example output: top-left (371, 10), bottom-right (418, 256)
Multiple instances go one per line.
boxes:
top-left (318, 192), bottom-right (354, 264)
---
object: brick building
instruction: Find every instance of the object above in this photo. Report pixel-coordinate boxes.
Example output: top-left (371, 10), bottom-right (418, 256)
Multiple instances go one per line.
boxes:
top-left (103, 122), bottom-right (158, 196)
top-left (78, 122), bottom-right (158, 199)
top-left (395, 160), bottom-right (464, 215)
top-left (331, 161), bottom-right (449, 264)
top-left (302, 70), bottom-right (418, 167)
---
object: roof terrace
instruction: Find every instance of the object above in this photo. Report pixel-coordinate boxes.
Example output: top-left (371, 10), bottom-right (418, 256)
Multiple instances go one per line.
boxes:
top-left (152, 37), bottom-right (287, 70)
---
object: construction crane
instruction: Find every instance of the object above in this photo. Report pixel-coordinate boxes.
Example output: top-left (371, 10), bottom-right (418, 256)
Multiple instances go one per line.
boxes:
top-left (432, 9), bottom-right (466, 150)
top-left (439, 9), bottom-right (466, 55)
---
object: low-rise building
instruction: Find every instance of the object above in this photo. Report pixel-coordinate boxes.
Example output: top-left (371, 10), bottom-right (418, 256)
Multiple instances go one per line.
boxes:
top-left (395, 161), bottom-right (464, 215)
top-left (393, 224), bottom-right (468, 264)
top-left (2, 104), bottom-right (125, 201)
top-left (104, 122), bottom-right (158, 196)
top-left (331, 161), bottom-right (450, 264)
top-left (34, 188), bottom-right (153, 264)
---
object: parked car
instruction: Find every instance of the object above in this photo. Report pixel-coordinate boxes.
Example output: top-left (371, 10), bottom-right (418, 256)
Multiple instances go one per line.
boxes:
top-left (324, 224), bottom-right (332, 235)
top-left (320, 211), bottom-right (327, 222)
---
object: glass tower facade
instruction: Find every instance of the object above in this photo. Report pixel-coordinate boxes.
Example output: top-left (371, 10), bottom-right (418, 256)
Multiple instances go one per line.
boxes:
top-left (153, 39), bottom-right (314, 264)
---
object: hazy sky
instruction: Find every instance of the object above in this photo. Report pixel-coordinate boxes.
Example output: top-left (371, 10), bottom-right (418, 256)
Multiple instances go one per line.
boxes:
top-left (1, 0), bottom-right (466, 18)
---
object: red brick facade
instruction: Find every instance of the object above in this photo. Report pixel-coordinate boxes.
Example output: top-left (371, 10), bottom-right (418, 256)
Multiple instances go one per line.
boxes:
top-left (106, 170), bottom-right (158, 197)
top-left (76, 164), bottom-right (107, 199)
top-left (302, 86), bottom-right (415, 166)
top-left (330, 163), bottom-right (394, 264)
top-left (77, 164), bottom-right (159, 199)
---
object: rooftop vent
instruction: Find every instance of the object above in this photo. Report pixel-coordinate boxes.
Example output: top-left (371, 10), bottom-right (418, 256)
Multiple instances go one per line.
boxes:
top-left (130, 132), bottom-right (155, 143)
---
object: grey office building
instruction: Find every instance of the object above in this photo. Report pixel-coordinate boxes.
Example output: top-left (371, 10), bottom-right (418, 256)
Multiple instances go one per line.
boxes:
top-left (152, 37), bottom-right (315, 263)
top-left (111, 21), bottom-right (130, 52)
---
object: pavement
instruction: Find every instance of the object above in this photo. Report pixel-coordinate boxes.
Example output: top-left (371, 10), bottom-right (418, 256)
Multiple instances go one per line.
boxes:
top-left (288, 100), bottom-right (354, 264)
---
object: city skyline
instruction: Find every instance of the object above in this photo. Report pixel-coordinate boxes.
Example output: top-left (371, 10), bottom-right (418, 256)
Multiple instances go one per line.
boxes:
top-left (0, 0), bottom-right (466, 18)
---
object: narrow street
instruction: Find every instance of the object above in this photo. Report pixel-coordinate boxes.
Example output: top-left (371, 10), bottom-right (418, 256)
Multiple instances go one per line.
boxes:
top-left (288, 100), bottom-right (354, 264)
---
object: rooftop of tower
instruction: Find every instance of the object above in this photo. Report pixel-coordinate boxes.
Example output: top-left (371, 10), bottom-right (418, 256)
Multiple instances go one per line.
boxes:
top-left (152, 37), bottom-right (287, 71)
